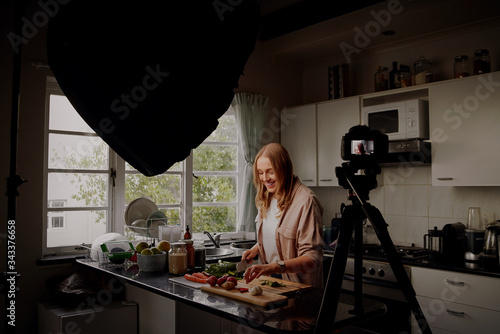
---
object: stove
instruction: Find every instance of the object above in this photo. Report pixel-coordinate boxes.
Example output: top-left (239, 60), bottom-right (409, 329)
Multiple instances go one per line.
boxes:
top-left (348, 243), bottom-right (429, 264)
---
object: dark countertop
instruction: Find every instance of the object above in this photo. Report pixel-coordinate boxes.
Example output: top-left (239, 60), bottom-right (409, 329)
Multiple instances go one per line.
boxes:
top-left (76, 257), bottom-right (386, 334)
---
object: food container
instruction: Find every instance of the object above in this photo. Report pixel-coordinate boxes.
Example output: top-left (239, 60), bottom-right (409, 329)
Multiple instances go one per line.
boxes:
top-left (413, 56), bottom-right (431, 85)
top-left (474, 49), bottom-right (490, 75)
top-left (137, 252), bottom-right (167, 272)
top-left (100, 241), bottom-right (135, 264)
top-left (454, 55), bottom-right (470, 78)
top-left (169, 242), bottom-right (188, 275)
top-left (374, 66), bottom-right (389, 91)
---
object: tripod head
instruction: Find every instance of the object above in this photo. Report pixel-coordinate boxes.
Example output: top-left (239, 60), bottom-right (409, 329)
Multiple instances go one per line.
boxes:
top-left (335, 125), bottom-right (388, 202)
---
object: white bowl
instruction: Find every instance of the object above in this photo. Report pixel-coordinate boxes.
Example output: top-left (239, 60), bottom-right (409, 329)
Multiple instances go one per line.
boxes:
top-left (136, 252), bottom-right (167, 272)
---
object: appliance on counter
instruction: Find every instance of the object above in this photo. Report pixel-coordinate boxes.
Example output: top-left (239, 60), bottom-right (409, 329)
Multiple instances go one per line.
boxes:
top-left (483, 220), bottom-right (500, 267)
top-left (423, 223), bottom-right (466, 264)
top-left (465, 207), bottom-right (485, 262)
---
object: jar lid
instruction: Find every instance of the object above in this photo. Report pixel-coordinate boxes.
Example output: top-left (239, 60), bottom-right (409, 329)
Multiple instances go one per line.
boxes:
top-left (182, 239), bottom-right (193, 244)
top-left (455, 55), bottom-right (469, 61)
top-left (474, 49), bottom-right (489, 55)
top-left (171, 242), bottom-right (186, 248)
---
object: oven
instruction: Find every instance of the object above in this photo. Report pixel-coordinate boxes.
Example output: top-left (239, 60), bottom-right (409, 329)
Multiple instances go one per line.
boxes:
top-left (323, 244), bottom-right (429, 334)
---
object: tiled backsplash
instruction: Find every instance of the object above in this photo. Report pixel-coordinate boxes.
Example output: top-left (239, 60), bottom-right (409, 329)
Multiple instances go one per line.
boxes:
top-left (312, 165), bottom-right (500, 247)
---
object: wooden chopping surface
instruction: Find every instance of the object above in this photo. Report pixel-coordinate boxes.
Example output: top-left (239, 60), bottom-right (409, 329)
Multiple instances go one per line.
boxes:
top-left (201, 276), bottom-right (313, 308)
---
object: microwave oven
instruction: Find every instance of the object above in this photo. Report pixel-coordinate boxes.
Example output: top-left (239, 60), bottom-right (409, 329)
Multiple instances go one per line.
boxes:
top-left (361, 99), bottom-right (429, 141)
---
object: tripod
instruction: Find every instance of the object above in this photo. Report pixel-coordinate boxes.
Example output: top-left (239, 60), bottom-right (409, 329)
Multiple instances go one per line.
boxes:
top-left (314, 161), bottom-right (432, 334)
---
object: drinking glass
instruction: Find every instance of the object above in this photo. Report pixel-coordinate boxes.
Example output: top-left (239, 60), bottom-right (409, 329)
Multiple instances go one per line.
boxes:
top-left (171, 223), bottom-right (182, 242)
top-left (159, 224), bottom-right (172, 241)
top-left (467, 207), bottom-right (483, 231)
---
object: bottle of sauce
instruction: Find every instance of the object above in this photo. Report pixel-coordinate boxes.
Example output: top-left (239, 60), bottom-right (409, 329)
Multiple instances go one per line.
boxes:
top-left (183, 239), bottom-right (195, 271)
top-left (193, 239), bottom-right (206, 271)
top-left (169, 242), bottom-right (187, 275)
top-left (184, 226), bottom-right (191, 239)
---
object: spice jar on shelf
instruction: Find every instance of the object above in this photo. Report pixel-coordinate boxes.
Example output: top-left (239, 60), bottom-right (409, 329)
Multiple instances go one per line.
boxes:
top-left (414, 56), bottom-right (432, 85)
top-left (169, 242), bottom-right (187, 275)
top-left (374, 66), bottom-right (389, 92)
top-left (454, 55), bottom-right (470, 78)
top-left (474, 49), bottom-right (490, 75)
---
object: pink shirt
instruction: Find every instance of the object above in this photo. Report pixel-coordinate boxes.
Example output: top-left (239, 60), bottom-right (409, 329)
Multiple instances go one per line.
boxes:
top-left (256, 177), bottom-right (324, 288)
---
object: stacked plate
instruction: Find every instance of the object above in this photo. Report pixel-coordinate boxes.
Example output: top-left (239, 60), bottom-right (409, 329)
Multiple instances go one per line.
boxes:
top-left (125, 198), bottom-right (167, 238)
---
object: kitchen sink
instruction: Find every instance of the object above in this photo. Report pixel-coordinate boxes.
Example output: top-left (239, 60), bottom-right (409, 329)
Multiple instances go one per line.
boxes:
top-left (230, 241), bottom-right (255, 249)
top-left (205, 248), bottom-right (234, 257)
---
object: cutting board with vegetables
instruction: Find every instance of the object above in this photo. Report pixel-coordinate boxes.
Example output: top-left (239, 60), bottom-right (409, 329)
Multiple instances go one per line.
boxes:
top-left (201, 283), bottom-right (288, 308)
top-left (245, 276), bottom-right (313, 295)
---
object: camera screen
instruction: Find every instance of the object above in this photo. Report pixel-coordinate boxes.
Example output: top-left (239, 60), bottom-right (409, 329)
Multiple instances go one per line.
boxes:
top-left (351, 140), bottom-right (375, 155)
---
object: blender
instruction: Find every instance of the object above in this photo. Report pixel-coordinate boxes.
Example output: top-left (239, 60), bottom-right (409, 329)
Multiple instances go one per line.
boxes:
top-left (464, 207), bottom-right (484, 262)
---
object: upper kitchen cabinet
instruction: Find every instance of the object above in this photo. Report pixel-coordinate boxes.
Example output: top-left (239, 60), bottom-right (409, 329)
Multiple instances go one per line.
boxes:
top-left (280, 97), bottom-right (360, 187)
top-left (281, 104), bottom-right (317, 186)
top-left (317, 97), bottom-right (360, 186)
top-left (429, 71), bottom-right (500, 186)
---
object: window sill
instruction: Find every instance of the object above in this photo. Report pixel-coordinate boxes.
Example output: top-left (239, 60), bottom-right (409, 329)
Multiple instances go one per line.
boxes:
top-left (37, 254), bottom-right (86, 266)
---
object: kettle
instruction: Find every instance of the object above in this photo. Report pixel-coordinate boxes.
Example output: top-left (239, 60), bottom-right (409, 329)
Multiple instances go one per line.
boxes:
top-left (483, 220), bottom-right (500, 262)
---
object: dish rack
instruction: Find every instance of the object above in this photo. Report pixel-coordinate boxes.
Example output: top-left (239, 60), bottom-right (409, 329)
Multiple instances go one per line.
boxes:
top-left (80, 241), bottom-right (136, 269)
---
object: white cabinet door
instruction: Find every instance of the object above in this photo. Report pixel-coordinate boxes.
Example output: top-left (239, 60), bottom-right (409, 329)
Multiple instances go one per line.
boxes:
top-left (317, 97), bottom-right (360, 186)
top-left (429, 72), bottom-right (500, 186)
top-left (281, 104), bottom-right (317, 186)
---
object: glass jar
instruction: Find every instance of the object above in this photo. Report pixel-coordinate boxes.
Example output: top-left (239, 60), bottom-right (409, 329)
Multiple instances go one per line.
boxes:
top-left (374, 66), bottom-right (389, 92)
top-left (183, 239), bottom-right (195, 271)
top-left (454, 55), bottom-right (470, 78)
top-left (193, 239), bottom-right (206, 271)
top-left (474, 49), bottom-right (490, 75)
top-left (413, 56), bottom-right (431, 85)
top-left (169, 242), bottom-right (187, 275)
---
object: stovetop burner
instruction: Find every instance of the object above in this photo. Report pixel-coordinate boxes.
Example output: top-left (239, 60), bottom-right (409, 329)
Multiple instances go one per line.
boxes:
top-left (349, 243), bottom-right (429, 263)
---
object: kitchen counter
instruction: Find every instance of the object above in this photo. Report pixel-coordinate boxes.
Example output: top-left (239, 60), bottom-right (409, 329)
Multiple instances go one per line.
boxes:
top-left (75, 258), bottom-right (386, 334)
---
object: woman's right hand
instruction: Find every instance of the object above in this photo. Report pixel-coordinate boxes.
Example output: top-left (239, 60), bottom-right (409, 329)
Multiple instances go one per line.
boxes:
top-left (241, 245), bottom-right (258, 265)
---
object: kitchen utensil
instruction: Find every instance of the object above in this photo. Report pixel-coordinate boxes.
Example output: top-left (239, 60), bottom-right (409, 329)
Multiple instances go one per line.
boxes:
top-left (483, 220), bottom-right (500, 261)
top-left (465, 207), bottom-right (485, 261)
top-left (201, 283), bottom-right (288, 308)
top-left (236, 259), bottom-right (248, 272)
top-left (424, 226), bottom-right (443, 262)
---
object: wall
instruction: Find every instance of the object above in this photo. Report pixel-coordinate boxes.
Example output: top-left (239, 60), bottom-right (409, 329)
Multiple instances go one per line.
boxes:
top-left (314, 166), bottom-right (500, 247)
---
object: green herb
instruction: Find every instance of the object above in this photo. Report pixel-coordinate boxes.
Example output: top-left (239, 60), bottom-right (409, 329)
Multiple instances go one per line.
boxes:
top-left (259, 280), bottom-right (286, 287)
top-left (205, 260), bottom-right (244, 279)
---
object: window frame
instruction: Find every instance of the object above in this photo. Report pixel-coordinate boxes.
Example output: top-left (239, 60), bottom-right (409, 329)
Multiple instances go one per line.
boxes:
top-left (43, 77), bottom-right (244, 256)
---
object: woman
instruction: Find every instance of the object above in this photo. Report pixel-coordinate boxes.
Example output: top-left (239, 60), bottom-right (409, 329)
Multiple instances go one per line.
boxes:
top-left (242, 143), bottom-right (324, 288)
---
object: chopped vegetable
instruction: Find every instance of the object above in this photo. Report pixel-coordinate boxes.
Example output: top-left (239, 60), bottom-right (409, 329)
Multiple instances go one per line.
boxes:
top-left (205, 260), bottom-right (244, 279)
top-left (237, 288), bottom-right (249, 293)
top-left (259, 280), bottom-right (286, 287)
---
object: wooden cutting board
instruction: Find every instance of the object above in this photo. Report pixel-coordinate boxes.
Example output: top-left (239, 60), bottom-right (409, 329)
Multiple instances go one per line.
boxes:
top-left (201, 282), bottom-right (288, 308)
top-left (244, 276), bottom-right (313, 295)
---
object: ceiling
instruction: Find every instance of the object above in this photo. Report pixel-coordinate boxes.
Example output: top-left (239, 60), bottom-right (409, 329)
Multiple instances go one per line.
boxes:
top-left (257, 0), bottom-right (500, 64)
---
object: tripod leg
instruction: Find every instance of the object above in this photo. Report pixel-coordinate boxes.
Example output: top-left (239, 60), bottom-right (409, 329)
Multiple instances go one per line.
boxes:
top-left (314, 205), bottom-right (356, 334)
top-left (363, 203), bottom-right (433, 334)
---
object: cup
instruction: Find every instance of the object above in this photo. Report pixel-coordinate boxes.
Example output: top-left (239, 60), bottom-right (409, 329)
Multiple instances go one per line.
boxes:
top-left (159, 225), bottom-right (172, 241)
top-left (171, 224), bottom-right (182, 242)
top-left (467, 207), bottom-right (483, 231)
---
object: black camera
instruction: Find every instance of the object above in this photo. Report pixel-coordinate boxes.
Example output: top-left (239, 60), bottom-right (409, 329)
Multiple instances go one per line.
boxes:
top-left (341, 125), bottom-right (388, 163)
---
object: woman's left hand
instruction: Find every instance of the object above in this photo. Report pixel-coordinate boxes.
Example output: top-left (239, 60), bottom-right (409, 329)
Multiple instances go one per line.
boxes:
top-left (244, 263), bottom-right (277, 284)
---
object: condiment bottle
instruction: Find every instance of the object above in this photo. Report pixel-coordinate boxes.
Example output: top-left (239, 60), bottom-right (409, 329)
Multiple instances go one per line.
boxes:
top-left (184, 225), bottom-right (191, 239)
top-left (183, 239), bottom-right (195, 271)
top-left (413, 56), bottom-right (431, 85)
top-left (454, 55), bottom-right (470, 78)
top-left (193, 239), bottom-right (206, 271)
top-left (473, 49), bottom-right (490, 75)
top-left (374, 66), bottom-right (389, 92)
top-left (169, 242), bottom-right (187, 275)
top-left (389, 61), bottom-right (398, 89)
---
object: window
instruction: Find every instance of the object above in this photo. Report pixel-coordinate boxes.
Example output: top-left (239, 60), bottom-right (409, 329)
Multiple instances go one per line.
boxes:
top-left (43, 77), bottom-right (242, 255)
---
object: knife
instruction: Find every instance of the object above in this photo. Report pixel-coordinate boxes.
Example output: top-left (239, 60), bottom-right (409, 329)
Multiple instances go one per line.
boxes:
top-left (236, 259), bottom-right (248, 272)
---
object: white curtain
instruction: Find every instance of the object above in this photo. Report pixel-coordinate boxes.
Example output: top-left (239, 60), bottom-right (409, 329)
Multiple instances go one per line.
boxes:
top-left (231, 92), bottom-right (269, 232)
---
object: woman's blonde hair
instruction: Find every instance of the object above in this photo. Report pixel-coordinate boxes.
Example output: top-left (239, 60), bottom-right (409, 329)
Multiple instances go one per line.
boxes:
top-left (253, 143), bottom-right (294, 218)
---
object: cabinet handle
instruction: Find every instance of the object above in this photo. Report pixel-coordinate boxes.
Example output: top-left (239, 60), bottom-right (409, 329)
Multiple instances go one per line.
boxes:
top-left (445, 279), bottom-right (465, 286)
top-left (446, 309), bottom-right (465, 317)
top-left (320, 179), bottom-right (333, 182)
top-left (437, 177), bottom-right (454, 181)
top-left (302, 179), bottom-right (314, 182)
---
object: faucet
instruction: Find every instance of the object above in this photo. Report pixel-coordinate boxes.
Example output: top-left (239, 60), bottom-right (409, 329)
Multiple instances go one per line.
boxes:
top-left (204, 231), bottom-right (221, 248)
